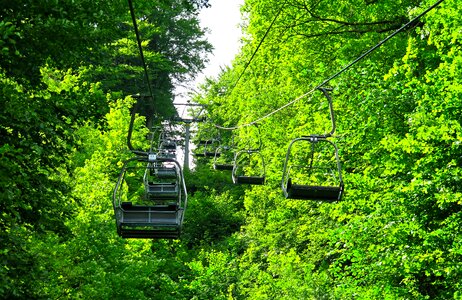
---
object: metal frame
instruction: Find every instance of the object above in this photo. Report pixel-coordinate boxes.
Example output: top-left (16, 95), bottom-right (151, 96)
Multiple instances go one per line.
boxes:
top-left (113, 154), bottom-right (187, 238)
top-left (194, 138), bottom-right (220, 158)
top-left (231, 124), bottom-right (266, 184)
top-left (232, 149), bottom-right (266, 185)
top-left (281, 87), bottom-right (344, 200)
top-left (281, 137), bottom-right (343, 200)
top-left (213, 144), bottom-right (234, 171)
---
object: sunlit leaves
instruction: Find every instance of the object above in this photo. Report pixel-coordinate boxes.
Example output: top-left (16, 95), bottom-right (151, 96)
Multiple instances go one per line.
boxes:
top-left (192, 0), bottom-right (462, 298)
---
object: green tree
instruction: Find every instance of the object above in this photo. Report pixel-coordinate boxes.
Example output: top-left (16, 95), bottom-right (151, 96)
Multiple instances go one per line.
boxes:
top-left (193, 0), bottom-right (462, 298)
top-left (0, 0), bottom-right (212, 297)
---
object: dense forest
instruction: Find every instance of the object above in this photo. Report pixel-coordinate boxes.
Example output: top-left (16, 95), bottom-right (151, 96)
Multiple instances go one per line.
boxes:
top-left (1, 0), bottom-right (461, 299)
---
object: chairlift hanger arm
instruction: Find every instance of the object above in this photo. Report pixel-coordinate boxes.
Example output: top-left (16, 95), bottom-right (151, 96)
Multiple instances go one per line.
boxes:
top-left (241, 123), bottom-right (263, 151)
top-left (127, 100), bottom-right (140, 153)
top-left (255, 124), bottom-right (263, 151)
top-left (299, 88), bottom-right (336, 139)
top-left (318, 87), bottom-right (336, 138)
top-left (127, 98), bottom-right (156, 155)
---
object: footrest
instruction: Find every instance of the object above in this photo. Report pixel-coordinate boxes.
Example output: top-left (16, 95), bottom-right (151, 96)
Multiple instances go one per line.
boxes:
top-left (119, 228), bottom-right (180, 239)
top-left (118, 206), bottom-right (182, 225)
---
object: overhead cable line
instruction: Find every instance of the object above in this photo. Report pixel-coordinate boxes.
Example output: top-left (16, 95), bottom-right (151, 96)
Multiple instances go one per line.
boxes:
top-left (127, 0), bottom-right (155, 101)
top-left (213, 91), bottom-right (316, 130)
top-left (229, 1), bottom-right (286, 93)
top-left (213, 0), bottom-right (445, 131)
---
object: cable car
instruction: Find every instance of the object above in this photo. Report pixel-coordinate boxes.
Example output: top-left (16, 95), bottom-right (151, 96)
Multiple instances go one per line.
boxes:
top-left (281, 87), bottom-right (343, 201)
top-left (113, 153), bottom-right (187, 239)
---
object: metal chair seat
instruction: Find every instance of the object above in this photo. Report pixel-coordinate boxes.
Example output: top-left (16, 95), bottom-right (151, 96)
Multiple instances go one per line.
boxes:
top-left (235, 176), bottom-right (265, 185)
top-left (284, 179), bottom-right (343, 201)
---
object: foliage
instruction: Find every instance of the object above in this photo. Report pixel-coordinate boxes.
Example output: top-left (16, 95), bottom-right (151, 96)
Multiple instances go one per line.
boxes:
top-left (0, 0), bottom-right (211, 298)
top-left (192, 0), bottom-right (462, 298)
top-left (0, 64), bottom-right (106, 297)
top-left (2, 0), bottom-right (462, 298)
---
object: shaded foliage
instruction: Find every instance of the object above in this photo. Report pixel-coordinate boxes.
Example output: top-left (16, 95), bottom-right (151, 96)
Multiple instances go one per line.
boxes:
top-left (0, 0), bottom-right (211, 298)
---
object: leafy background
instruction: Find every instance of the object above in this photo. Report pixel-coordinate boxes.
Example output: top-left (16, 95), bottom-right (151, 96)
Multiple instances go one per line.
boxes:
top-left (1, 0), bottom-right (461, 299)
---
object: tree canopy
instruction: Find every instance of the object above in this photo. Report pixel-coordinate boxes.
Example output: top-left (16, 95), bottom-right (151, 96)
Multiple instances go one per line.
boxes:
top-left (1, 0), bottom-right (462, 299)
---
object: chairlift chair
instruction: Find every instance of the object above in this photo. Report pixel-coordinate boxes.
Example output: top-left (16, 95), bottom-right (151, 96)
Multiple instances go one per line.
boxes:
top-left (160, 139), bottom-right (177, 150)
top-left (194, 139), bottom-right (220, 158)
top-left (281, 87), bottom-right (344, 201)
top-left (213, 145), bottom-right (234, 171)
top-left (156, 136), bottom-right (177, 159)
top-left (144, 160), bottom-right (180, 204)
top-left (231, 124), bottom-right (266, 184)
top-left (282, 136), bottom-right (343, 201)
top-left (154, 164), bottom-right (178, 179)
top-left (113, 154), bottom-right (187, 239)
top-left (232, 149), bottom-right (266, 184)
top-left (213, 134), bottom-right (236, 170)
top-left (158, 127), bottom-right (177, 152)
